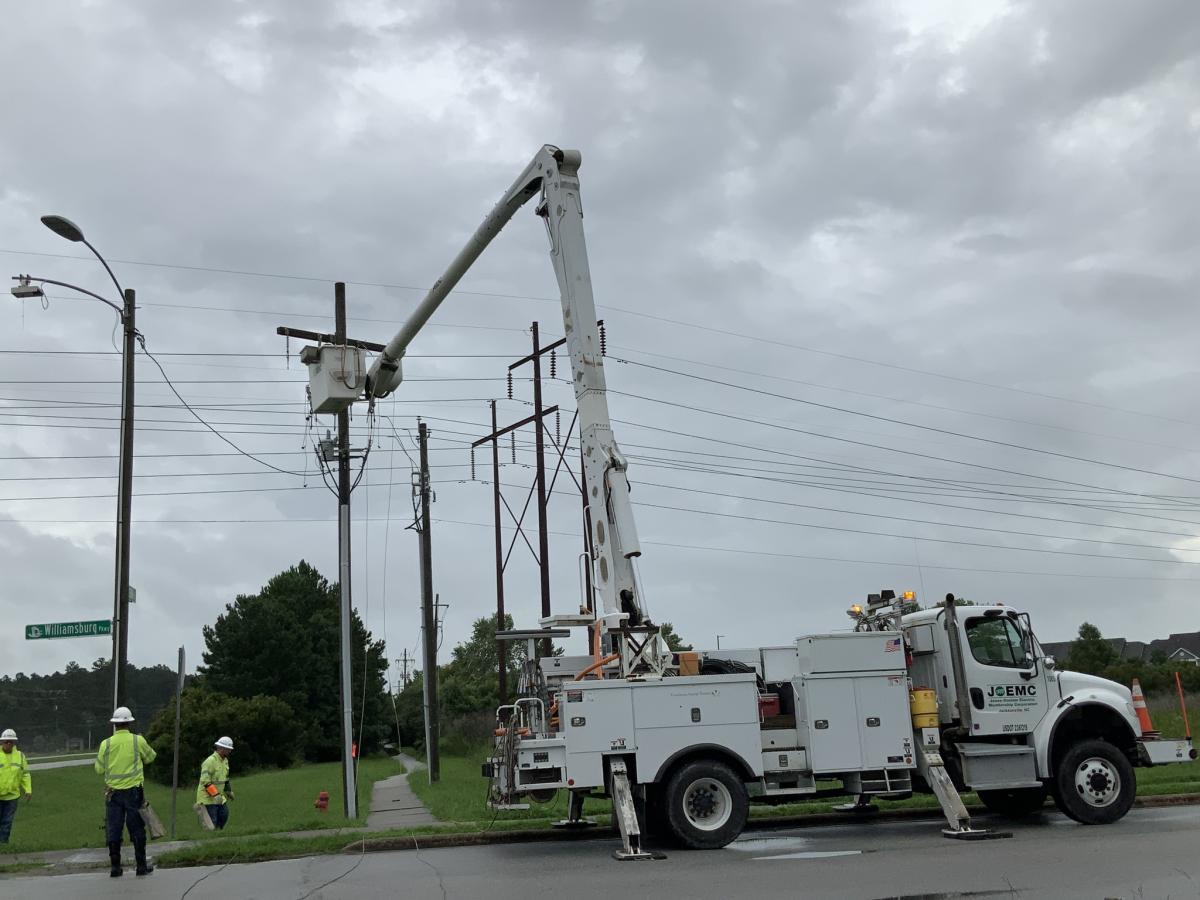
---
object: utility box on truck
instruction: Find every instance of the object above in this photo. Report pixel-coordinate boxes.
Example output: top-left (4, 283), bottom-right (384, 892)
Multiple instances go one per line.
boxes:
top-left (557, 673), bottom-right (762, 790)
top-left (789, 633), bottom-right (914, 775)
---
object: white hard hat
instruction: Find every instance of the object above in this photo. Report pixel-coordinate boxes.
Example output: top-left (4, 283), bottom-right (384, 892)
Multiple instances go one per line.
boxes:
top-left (110, 706), bottom-right (135, 723)
top-left (215, 736), bottom-right (234, 751)
top-left (0, 729), bottom-right (16, 741)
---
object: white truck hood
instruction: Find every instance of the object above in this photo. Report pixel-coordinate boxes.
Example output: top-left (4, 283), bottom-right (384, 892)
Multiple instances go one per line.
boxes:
top-left (1056, 670), bottom-right (1133, 704)
top-left (1054, 669), bottom-right (1140, 737)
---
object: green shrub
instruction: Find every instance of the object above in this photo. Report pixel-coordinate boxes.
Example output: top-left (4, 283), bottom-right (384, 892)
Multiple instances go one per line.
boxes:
top-left (143, 686), bottom-right (301, 782)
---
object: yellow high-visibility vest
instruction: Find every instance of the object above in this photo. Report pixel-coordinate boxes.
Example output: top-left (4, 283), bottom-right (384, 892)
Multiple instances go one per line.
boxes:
top-left (95, 730), bottom-right (156, 789)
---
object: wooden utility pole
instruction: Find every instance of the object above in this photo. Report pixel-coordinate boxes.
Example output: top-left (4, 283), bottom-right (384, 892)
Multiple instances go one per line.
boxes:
top-left (275, 285), bottom-right (389, 820)
top-left (417, 422), bottom-right (440, 783)
top-left (490, 399), bottom-right (507, 702)
top-left (334, 283), bottom-right (357, 819)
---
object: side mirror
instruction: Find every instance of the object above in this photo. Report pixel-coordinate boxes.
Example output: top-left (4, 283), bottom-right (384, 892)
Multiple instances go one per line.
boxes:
top-left (1042, 656), bottom-right (1056, 672)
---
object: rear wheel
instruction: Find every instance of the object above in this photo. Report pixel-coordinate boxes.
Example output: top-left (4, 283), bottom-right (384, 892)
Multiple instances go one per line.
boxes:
top-left (977, 786), bottom-right (1047, 818)
top-left (1052, 739), bottom-right (1135, 825)
top-left (662, 759), bottom-right (748, 850)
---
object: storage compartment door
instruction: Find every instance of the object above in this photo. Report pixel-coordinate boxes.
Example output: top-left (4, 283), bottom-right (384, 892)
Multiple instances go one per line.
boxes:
top-left (804, 677), bottom-right (863, 773)
top-left (854, 674), bottom-right (914, 769)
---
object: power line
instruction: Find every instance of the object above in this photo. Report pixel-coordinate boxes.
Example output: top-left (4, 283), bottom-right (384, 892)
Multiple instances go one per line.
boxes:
top-left (0, 377), bottom-right (511, 384)
top-left (606, 388), bottom-right (1200, 511)
top-left (611, 357), bottom-right (1200, 494)
top-left (631, 480), bottom-right (1200, 553)
top-left (0, 349), bottom-right (520, 358)
top-left (431, 516), bottom-right (1200, 582)
top-left (610, 344), bottom-right (1200, 458)
top-left (604, 417), bottom-right (1200, 529)
top-left (3, 245), bottom-right (1183, 427)
top-left (0, 464), bottom-right (471, 482)
top-left (10, 511), bottom-right (1200, 582)
top-left (633, 500), bottom-right (1200, 565)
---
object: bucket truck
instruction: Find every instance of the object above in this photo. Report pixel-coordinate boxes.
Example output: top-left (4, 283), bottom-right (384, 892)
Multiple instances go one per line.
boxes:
top-left (297, 146), bottom-right (1196, 859)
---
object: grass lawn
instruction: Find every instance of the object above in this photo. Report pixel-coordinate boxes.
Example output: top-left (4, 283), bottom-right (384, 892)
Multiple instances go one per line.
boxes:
top-left (0, 755), bottom-right (400, 854)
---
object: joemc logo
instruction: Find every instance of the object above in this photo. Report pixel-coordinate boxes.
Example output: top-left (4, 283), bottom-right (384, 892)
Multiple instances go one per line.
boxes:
top-left (987, 684), bottom-right (1037, 698)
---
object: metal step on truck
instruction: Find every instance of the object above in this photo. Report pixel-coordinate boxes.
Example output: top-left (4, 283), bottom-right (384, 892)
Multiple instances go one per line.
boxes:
top-left (485, 591), bottom-right (1195, 859)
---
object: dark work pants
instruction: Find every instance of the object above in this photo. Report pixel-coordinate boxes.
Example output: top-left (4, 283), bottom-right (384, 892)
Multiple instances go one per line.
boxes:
top-left (206, 803), bottom-right (229, 830)
top-left (0, 798), bottom-right (17, 843)
top-left (105, 786), bottom-right (146, 845)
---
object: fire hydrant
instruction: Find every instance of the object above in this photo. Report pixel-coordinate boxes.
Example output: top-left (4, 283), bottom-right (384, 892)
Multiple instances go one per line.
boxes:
top-left (314, 790), bottom-right (330, 812)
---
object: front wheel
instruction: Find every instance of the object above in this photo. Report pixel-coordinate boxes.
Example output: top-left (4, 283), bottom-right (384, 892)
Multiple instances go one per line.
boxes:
top-left (662, 759), bottom-right (748, 850)
top-left (977, 786), bottom-right (1047, 818)
top-left (1052, 739), bottom-right (1135, 825)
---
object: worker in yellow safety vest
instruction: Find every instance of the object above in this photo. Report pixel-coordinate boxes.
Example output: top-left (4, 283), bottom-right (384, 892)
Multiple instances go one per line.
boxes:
top-left (94, 706), bottom-right (157, 878)
top-left (0, 728), bottom-right (31, 843)
top-left (196, 736), bottom-right (235, 829)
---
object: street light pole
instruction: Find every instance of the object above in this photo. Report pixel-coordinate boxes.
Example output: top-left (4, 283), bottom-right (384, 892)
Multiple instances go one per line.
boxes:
top-left (11, 215), bottom-right (135, 710)
top-left (113, 287), bottom-right (135, 709)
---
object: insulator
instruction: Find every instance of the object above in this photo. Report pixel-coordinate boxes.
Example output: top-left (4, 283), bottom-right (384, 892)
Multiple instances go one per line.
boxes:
top-left (599, 321), bottom-right (607, 356)
top-left (507, 371), bottom-right (513, 399)
top-left (511, 433), bottom-right (516, 464)
top-left (556, 409), bottom-right (561, 445)
top-left (550, 352), bottom-right (556, 379)
top-left (470, 447), bottom-right (476, 481)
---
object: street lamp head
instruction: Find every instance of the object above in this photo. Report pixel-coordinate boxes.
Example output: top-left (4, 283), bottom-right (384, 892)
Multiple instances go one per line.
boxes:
top-left (41, 215), bottom-right (86, 243)
top-left (10, 277), bottom-right (45, 299)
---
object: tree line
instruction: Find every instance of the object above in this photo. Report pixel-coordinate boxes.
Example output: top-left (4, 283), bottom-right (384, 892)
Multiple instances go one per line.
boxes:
top-left (0, 660), bottom-right (177, 752)
top-left (1061, 622), bottom-right (1200, 694)
top-left (1, 561), bottom-right (392, 780)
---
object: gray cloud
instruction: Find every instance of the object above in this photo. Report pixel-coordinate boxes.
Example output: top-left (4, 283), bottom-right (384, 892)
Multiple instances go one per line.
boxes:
top-left (1, 0), bottom-right (1198, 683)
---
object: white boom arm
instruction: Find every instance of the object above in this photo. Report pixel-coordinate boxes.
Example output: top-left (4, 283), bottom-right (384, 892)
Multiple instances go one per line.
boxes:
top-left (368, 145), bottom-right (646, 637)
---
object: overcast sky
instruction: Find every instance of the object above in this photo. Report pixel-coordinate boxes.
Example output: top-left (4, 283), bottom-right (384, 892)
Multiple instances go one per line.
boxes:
top-left (2, 0), bottom-right (1199, 684)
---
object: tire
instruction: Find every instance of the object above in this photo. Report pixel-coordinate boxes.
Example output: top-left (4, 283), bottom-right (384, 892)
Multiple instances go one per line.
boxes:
top-left (662, 759), bottom-right (748, 850)
top-left (1052, 738), bottom-right (1135, 825)
top-left (642, 785), bottom-right (672, 843)
top-left (977, 786), bottom-right (1048, 818)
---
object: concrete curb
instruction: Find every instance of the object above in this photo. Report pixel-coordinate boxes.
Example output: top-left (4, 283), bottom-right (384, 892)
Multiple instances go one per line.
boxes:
top-left (347, 792), bottom-right (1200, 855)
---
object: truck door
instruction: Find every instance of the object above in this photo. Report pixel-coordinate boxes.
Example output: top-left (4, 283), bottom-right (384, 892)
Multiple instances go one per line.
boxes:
top-left (959, 612), bottom-right (1049, 737)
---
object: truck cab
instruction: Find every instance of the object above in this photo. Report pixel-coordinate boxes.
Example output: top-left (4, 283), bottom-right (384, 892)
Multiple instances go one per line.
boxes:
top-left (903, 598), bottom-right (1195, 823)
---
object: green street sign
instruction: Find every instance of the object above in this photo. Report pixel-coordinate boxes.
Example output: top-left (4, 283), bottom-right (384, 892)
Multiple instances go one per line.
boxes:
top-left (25, 620), bottom-right (112, 640)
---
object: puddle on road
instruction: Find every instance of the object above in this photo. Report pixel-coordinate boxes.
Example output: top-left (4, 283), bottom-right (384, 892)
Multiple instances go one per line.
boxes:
top-left (757, 850), bottom-right (863, 861)
top-left (872, 892), bottom-right (1024, 899)
top-left (728, 836), bottom-right (814, 853)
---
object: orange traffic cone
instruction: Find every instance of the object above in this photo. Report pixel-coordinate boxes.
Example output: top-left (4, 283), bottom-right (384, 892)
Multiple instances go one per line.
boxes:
top-left (1131, 679), bottom-right (1158, 736)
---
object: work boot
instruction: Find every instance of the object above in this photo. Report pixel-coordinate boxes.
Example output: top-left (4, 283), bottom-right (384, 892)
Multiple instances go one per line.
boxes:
top-left (133, 838), bottom-right (153, 877)
top-left (108, 841), bottom-right (123, 877)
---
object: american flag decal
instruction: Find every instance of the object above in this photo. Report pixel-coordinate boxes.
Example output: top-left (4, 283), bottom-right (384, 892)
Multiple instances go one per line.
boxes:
top-left (885, 637), bottom-right (902, 652)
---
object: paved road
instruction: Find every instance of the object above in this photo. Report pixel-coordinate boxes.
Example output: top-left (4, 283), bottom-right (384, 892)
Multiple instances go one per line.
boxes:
top-left (7, 805), bottom-right (1200, 898)
top-left (29, 757), bottom-right (94, 771)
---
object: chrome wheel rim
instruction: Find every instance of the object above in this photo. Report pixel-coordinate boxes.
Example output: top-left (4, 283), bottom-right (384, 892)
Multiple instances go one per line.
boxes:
top-left (1075, 757), bottom-right (1121, 808)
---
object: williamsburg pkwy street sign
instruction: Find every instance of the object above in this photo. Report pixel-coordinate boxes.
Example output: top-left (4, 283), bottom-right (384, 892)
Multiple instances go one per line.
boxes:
top-left (25, 620), bottom-right (112, 640)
